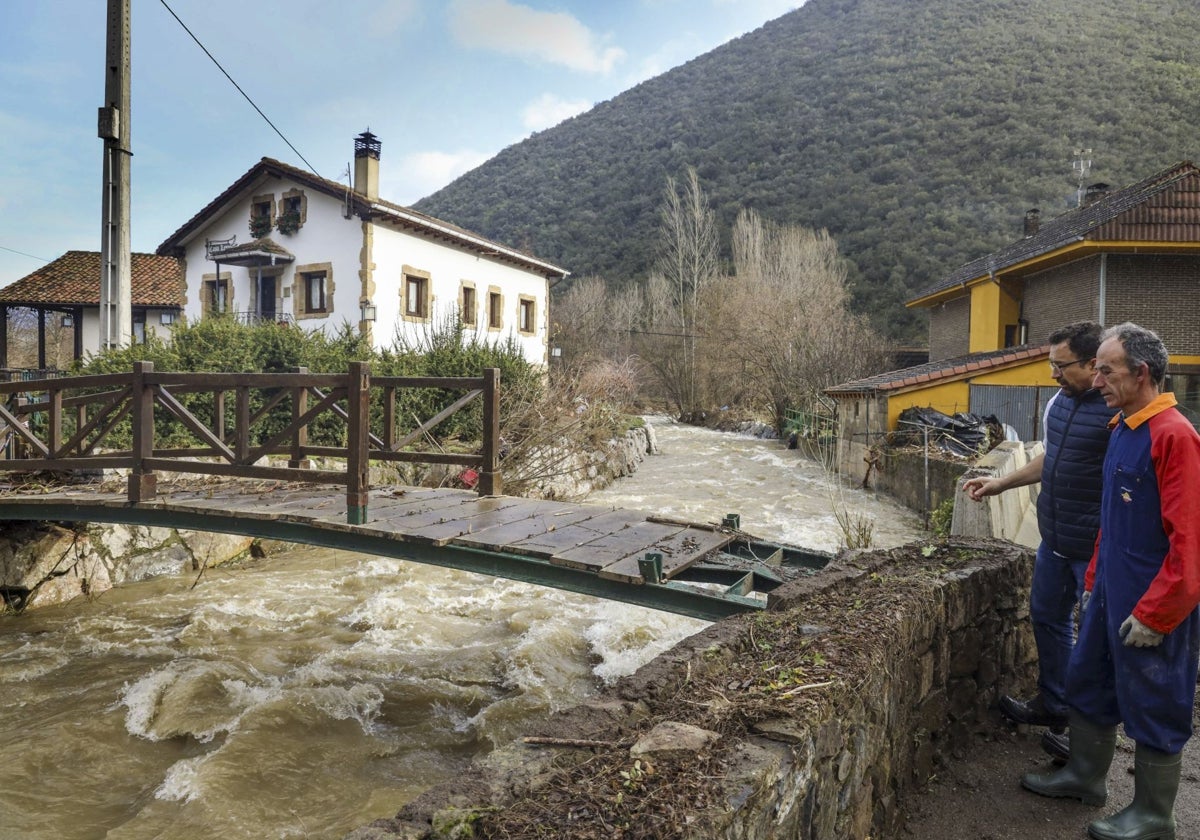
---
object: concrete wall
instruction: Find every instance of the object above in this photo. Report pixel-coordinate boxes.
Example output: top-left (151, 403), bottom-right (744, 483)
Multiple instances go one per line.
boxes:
top-left (951, 440), bottom-right (1042, 549)
top-left (348, 538), bottom-right (1037, 840)
top-left (872, 449), bottom-right (971, 520)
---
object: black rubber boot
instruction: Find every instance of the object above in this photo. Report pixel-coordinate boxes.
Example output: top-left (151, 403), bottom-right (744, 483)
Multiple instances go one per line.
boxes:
top-left (1021, 712), bottom-right (1114, 806)
top-left (1087, 744), bottom-right (1180, 840)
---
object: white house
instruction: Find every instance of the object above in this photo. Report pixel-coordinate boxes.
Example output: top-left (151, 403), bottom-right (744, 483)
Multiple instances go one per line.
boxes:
top-left (156, 131), bottom-right (568, 365)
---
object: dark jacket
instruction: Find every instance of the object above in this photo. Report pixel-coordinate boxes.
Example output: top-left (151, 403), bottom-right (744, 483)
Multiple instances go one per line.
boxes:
top-left (1036, 388), bottom-right (1111, 559)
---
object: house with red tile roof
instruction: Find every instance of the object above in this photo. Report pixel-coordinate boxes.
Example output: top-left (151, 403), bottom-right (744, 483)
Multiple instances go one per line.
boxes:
top-left (0, 251), bottom-right (183, 370)
top-left (155, 131), bottom-right (568, 366)
top-left (824, 161), bottom-right (1200, 480)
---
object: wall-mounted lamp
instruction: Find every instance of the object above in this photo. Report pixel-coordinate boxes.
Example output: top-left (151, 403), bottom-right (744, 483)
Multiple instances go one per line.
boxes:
top-left (360, 299), bottom-right (377, 322)
top-left (161, 311), bottom-right (177, 325)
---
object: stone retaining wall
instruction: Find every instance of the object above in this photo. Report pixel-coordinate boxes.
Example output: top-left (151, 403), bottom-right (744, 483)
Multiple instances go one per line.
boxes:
top-left (348, 538), bottom-right (1037, 840)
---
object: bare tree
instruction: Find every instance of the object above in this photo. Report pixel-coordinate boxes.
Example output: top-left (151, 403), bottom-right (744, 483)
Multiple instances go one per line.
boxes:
top-left (4, 308), bottom-right (74, 371)
top-left (645, 168), bottom-right (720, 420)
top-left (551, 276), bottom-right (643, 367)
top-left (718, 209), bottom-right (885, 431)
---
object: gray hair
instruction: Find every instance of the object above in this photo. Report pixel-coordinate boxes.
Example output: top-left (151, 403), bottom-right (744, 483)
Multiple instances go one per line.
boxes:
top-left (1102, 322), bottom-right (1169, 382)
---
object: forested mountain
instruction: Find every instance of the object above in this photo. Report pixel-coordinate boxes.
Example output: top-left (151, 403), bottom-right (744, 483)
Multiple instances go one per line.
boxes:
top-left (415, 0), bottom-right (1200, 340)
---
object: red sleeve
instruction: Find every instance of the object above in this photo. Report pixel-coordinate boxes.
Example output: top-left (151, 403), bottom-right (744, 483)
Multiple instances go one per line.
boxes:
top-left (1132, 414), bottom-right (1200, 634)
top-left (1084, 530), bottom-right (1100, 592)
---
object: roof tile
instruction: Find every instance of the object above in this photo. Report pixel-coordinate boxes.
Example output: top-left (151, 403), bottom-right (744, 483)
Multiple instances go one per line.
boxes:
top-left (825, 344), bottom-right (1049, 395)
top-left (910, 161), bottom-right (1200, 302)
top-left (0, 251), bottom-right (184, 307)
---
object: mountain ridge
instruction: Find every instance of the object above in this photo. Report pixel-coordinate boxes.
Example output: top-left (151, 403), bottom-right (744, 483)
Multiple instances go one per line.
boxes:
top-left (415, 0), bottom-right (1200, 340)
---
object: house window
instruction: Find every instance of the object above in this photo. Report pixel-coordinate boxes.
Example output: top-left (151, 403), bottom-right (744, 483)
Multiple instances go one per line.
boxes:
top-left (404, 272), bottom-right (430, 320)
top-left (250, 194), bottom-right (274, 238)
top-left (303, 271), bottom-right (327, 314)
top-left (132, 309), bottom-right (146, 343)
top-left (202, 275), bottom-right (230, 316)
top-left (278, 190), bottom-right (305, 235)
top-left (460, 283), bottom-right (477, 325)
top-left (292, 262), bottom-right (334, 321)
top-left (488, 290), bottom-right (503, 329)
top-left (518, 295), bottom-right (536, 334)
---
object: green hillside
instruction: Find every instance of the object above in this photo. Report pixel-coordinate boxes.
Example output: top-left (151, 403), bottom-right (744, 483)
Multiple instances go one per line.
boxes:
top-left (414, 0), bottom-right (1200, 340)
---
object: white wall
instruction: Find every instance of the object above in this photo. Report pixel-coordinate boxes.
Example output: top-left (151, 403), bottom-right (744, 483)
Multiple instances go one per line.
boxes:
top-left (371, 223), bottom-right (549, 365)
top-left (174, 172), bottom-right (551, 366)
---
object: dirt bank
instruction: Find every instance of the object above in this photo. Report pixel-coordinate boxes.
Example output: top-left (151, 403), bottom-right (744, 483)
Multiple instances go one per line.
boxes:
top-left (902, 704), bottom-right (1200, 839)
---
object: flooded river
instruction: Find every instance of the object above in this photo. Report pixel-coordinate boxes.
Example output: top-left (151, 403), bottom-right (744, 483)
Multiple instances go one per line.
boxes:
top-left (0, 418), bottom-right (920, 839)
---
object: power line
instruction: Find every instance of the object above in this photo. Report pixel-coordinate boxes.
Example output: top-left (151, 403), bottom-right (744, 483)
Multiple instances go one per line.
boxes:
top-left (0, 244), bottom-right (51, 264)
top-left (157, 0), bottom-right (321, 177)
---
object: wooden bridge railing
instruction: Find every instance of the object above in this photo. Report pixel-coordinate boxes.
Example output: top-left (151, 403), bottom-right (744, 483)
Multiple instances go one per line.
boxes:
top-left (0, 362), bottom-right (501, 523)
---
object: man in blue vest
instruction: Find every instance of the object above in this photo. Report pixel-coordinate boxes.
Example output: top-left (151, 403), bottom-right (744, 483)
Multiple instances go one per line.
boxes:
top-left (963, 321), bottom-right (1110, 761)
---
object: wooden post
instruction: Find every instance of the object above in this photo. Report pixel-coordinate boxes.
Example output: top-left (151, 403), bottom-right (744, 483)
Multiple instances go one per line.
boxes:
top-left (235, 385), bottom-right (250, 464)
top-left (128, 361), bottom-right (156, 502)
top-left (289, 366), bottom-right (309, 468)
top-left (383, 385), bottom-right (396, 451)
top-left (214, 390), bottom-right (226, 442)
top-left (48, 383), bottom-right (62, 458)
top-left (478, 367), bottom-right (502, 496)
top-left (346, 361), bottom-right (370, 524)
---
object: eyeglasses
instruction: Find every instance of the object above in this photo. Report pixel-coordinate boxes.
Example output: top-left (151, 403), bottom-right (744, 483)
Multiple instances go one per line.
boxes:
top-left (1048, 358), bottom-right (1088, 373)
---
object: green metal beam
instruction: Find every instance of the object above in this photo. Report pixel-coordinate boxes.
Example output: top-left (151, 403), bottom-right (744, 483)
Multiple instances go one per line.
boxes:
top-left (0, 501), bottom-right (765, 621)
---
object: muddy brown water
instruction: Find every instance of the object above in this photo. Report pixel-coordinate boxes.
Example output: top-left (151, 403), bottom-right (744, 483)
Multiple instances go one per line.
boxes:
top-left (0, 418), bottom-right (921, 838)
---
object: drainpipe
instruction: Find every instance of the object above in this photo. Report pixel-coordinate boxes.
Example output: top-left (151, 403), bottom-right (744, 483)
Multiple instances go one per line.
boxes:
top-left (1098, 253), bottom-right (1107, 325)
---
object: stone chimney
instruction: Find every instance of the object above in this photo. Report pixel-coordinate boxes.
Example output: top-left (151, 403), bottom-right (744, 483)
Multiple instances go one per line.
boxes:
top-left (1082, 182), bottom-right (1111, 207)
top-left (354, 130), bottom-right (381, 201)
top-left (1023, 208), bottom-right (1040, 238)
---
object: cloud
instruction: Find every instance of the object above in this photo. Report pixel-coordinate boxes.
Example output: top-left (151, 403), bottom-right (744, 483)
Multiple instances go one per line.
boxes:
top-left (449, 0), bottom-right (625, 74)
top-left (389, 148), bottom-right (494, 203)
top-left (521, 93), bottom-right (591, 132)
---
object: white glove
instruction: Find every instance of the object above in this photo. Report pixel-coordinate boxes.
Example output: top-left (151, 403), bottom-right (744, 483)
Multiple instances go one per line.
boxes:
top-left (1119, 615), bottom-right (1164, 648)
top-left (1080, 590), bottom-right (1091, 613)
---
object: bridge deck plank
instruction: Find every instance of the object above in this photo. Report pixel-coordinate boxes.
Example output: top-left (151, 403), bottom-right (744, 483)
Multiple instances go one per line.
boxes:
top-left (403, 497), bottom-right (575, 545)
top-left (451, 507), bottom-right (600, 552)
top-left (597, 528), bottom-right (736, 583)
top-left (551, 521), bottom-right (688, 572)
top-left (505, 509), bottom-right (647, 556)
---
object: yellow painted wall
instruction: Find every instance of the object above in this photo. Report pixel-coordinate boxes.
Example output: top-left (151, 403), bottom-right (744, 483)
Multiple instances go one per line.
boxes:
top-left (973, 359), bottom-right (1056, 387)
top-left (968, 281), bottom-right (1022, 353)
top-left (884, 358), bottom-right (1055, 428)
top-left (1170, 354), bottom-right (1200, 367)
top-left (887, 380), bottom-right (969, 428)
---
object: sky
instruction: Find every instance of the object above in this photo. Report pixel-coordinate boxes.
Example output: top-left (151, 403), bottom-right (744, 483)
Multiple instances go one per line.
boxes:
top-left (0, 0), bottom-right (802, 282)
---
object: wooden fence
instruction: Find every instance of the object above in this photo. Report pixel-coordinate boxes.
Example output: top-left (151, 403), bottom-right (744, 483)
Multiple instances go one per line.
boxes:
top-left (0, 362), bottom-right (501, 523)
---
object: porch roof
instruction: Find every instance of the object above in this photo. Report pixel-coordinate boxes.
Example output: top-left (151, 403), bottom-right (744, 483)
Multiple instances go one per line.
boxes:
top-left (0, 251), bottom-right (184, 308)
top-left (824, 344), bottom-right (1050, 396)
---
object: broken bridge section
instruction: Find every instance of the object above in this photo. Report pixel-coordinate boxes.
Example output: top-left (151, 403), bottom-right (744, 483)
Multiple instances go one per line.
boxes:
top-left (0, 484), bottom-right (830, 621)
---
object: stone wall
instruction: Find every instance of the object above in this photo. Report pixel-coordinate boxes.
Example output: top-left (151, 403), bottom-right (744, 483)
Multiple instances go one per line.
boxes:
top-left (0, 519), bottom-right (255, 611)
top-left (348, 538), bottom-right (1037, 840)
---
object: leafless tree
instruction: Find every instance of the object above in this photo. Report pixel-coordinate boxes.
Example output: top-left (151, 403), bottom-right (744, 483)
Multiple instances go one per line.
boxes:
top-left (645, 168), bottom-right (720, 419)
top-left (718, 209), bottom-right (886, 431)
top-left (4, 308), bottom-right (74, 371)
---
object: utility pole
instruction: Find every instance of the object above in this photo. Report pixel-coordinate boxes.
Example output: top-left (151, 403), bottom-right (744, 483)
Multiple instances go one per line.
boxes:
top-left (98, 0), bottom-right (132, 352)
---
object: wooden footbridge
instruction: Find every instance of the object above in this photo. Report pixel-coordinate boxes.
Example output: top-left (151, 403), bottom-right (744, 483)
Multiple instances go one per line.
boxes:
top-left (0, 365), bottom-right (828, 619)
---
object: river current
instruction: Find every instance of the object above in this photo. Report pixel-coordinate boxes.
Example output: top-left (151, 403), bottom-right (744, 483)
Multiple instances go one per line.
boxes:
top-left (0, 418), bottom-right (921, 839)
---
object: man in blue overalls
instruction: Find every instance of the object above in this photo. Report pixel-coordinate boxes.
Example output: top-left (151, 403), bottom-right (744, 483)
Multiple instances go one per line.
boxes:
top-left (1022, 322), bottom-right (1200, 840)
top-left (964, 321), bottom-right (1110, 760)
